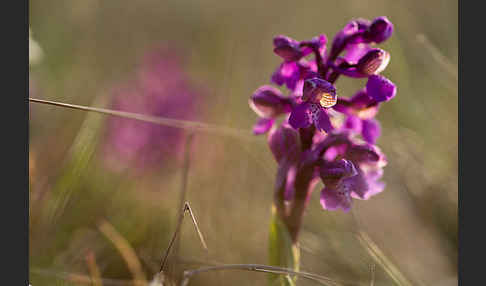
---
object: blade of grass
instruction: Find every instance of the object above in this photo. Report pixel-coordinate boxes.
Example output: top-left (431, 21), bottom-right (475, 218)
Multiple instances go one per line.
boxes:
top-left (98, 219), bottom-right (148, 286)
top-left (416, 34), bottom-right (458, 82)
top-left (356, 231), bottom-right (414, 286)
top-left (369, 263), bottom-right (375, 286)
top-left (85, 251), bottom-right (103, 286)
top-left (43, 95), bottom-right (107, 225)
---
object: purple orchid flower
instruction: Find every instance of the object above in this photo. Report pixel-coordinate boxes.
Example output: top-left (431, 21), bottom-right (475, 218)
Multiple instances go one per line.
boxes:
top-left (333, 48), bottom-right (391, 78)
top-left (300, 34), bottom-right (328, 58)
top-left (318, 133), bottom-right (387, 210)
top-left (366, 74), bottom-right (397, 102)
top-left (364, 16), bottom-right (394, 44)
top-left (273, 35), bottom-right (312, 62)
top-left (330, 16), bottom-right (393, 61)
top-left (269, 127), bottom-right (388, 212)
top-left (329, 19), bottom-right (370, 60)
top-left (318, 159), bottom-right (358, 211)
top-left (333, 75), bottom-right (395, 144)
top-left (268, 123), bottom-right (302, 200)
top-left (104, 47), bottom-right (204, 171)
top-left (271, 34), bottom-right (327, 93)
top-left (249, 16), bottom-right (396, 216)
top-left (288, 78), bottom-right (336, 132)
top-left (249, 85), bottom-right (293, 134)
top-left (271, 61), bottom-right (318, 92)
top-left (333, 88), bottom-right (381, 143)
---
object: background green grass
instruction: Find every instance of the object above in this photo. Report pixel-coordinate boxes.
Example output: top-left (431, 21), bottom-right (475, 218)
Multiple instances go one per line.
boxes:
top-left (29, 0), bottom-right (457, 285)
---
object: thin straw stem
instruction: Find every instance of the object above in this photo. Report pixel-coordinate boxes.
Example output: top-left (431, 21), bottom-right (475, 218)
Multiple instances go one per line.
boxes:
top-left (29, 98), bottom-right (257, 142)
top-left (159, 202), bottom-right (208, 273)
top-left (180, 263), bottom-right (347, 286)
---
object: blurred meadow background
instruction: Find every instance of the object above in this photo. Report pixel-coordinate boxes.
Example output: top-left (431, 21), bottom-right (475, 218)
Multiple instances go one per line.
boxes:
top-left (29, 0), bottom-right (457, 285)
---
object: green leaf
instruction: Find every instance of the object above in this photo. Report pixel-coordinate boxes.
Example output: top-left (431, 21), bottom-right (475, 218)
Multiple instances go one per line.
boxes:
top-left (268, 206), bottom-right (300, 286)
top-left (42, 96), bottom-right (108, 225)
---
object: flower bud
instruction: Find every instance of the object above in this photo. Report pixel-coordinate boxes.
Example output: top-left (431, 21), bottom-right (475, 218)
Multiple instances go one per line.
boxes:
top-left (366, 16), bottom-right (393, 43)
top-left (268, 124), bottom-right (300, 163)
top-left (356, 48), bottom-right (390, 75)
top-left (249, 85), bottom-right (291, 118)
top-left (273, 35), bottom-right (303, 62)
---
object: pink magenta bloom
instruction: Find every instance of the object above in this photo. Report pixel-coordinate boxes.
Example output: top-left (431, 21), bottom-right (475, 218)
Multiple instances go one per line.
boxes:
top-left (249, 17), bottom-right (396, 211)
top-left (104, 47), bottom-right (204, 171)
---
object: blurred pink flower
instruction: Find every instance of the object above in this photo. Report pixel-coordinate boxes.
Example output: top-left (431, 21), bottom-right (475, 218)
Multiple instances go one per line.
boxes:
top-left (103, 47), bottom-right (205, 172)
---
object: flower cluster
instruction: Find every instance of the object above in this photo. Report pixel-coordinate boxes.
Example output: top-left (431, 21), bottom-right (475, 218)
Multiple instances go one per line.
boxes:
top-left (103, 47), bottom-right (204, 171)
top-left (249, 17), bottom-right (396, 212)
